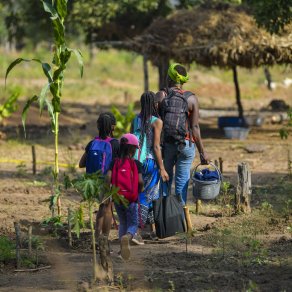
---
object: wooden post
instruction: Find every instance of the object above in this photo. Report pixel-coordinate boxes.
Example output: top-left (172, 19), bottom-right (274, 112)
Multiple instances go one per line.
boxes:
top-left (14, 222), bottom-right (21, 269)
top-left (219, 157), bottom-right (223, 174)
top-left (183, 206), bottom-right (192, 233)
top-left (28, 225), bottom-right (32, 256)
top-left (235, 162), bottom-right (251, 214)
top-left (195, 199), bottom-right (202, 214)
top-left (32, 145), bottom-right (36, 175)
top-left (67, 208), bottom-right (72, 248)
top-left (143, 54), bottom-right (149, 92)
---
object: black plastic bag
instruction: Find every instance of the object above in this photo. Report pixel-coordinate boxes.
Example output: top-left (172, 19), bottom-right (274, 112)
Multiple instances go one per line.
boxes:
top-left (153, 182), bottom-right (186, 239)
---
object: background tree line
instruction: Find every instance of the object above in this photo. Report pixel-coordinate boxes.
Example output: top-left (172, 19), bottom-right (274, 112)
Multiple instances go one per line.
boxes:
top-left (0, 0), bottom-right (290, 51)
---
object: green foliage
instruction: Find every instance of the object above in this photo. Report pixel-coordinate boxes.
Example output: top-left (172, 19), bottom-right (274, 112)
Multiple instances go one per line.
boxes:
top-left (243, 0), bottom-right (292, 34)
top-left (111, 103), bottom-right (136, 138)
top-left (279, 108), bottom-right (292, 139)
top-left (70, 205), bottom-right (85, 238)
top-left (42, 216), bottom-right (63, 228)
top-left (16, 162), bottom-right (27, 177)
top-left (242, 237), bottom-right (268, 266)
top-left (0, 236), bottom-right (15, 264)
top-left (4, 0), bottom-right (83, 215)
top-left (0, 89), bottom-right (20, 123)
top-left (217, 181), bottom-right (233, 216)
top-left (260, 201), bottom-right (274, 216)
top-left (71, 0), bottom-right (171, 42)
top-left (68, 171), bottom-right (127, 235)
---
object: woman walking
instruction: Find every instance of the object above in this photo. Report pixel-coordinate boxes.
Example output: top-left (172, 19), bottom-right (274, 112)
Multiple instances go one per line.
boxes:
top-left (132, 91), bottom-right (169, 241)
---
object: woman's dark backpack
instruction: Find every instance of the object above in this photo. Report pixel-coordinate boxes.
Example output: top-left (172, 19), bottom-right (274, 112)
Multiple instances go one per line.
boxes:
top-left (160, 88), bottom-right (193, 145)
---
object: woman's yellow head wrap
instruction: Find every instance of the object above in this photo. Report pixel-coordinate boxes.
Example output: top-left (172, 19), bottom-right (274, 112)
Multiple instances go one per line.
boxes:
top-left (167, 63), bottom-right (189, 84)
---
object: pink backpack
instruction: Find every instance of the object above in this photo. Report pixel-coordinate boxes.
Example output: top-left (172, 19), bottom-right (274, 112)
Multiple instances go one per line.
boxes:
top-left (111, 158), bottom-right (139, 203)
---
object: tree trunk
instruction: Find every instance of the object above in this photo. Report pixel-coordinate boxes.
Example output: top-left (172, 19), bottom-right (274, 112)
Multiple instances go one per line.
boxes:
top-left (98, 235), bottom-right (113, 282)
top-left (235, 162), bottom-right (251, 214)
top-left (232, 66), bottom-right (244, 118)
top-left (158, 56), bottom-right (169, 89)
top-left (143, 54), bottom-right (149, 92)
top-left (264, 67), bottom-right (273, 91)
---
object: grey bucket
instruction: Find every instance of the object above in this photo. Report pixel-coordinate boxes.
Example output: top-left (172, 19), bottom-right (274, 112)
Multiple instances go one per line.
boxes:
top-left (192, 163), bottom-right (222, 200)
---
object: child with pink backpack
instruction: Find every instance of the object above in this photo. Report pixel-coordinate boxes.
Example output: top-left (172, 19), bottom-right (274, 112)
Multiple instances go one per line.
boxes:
top-left (107, 133), bottom-right (144, 260)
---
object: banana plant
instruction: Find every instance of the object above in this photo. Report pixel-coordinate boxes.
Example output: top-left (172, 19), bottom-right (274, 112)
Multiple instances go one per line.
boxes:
top-left (0, 89), bottom-right (20, 124)
top-left (5, 0), bottom-right (83, 216)
top-left (111, 103), bottom-right (136, 138)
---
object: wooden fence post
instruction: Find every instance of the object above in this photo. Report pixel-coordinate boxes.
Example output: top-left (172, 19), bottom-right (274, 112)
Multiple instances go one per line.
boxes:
top-left (183, 206), bottom-right (193, 233)
top-left (14, 222), bottom-right (21, 269)
top-left (28, 225), bottom-right (32, 256)
top-left (235, 162), bottom-right (251, 214)
top-left (32, 145), bottom-right (36, 175)
top-left (219, 157), bottom-right (223, 174)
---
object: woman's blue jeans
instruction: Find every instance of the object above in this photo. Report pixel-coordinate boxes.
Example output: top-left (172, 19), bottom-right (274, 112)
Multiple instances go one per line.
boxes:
top-left (163, 141), bottom-right (195, 205)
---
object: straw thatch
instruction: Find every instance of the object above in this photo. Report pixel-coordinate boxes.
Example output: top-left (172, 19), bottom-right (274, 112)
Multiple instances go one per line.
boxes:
top-left (130, 6), bottom-right (292, 68)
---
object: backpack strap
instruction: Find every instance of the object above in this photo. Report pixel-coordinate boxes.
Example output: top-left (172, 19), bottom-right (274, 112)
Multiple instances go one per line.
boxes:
top-left (95, 136), bottom-right (113, 173)
top-left (182, 91), bottom-right (195, 147)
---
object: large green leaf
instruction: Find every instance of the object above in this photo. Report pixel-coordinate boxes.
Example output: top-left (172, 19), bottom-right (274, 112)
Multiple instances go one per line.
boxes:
top-left (56, 0), bottom-right (68, 19)
top-left (70, 49), bottom-right (84, 78)
top-left (42, 0), bottom-right (58, 20)
top-left (5, 58), bottom-right (29, 86)
top-left (5, 58), bottom-right (53, 86)
top-left (52, 96), bottom-right (61, 113)
top-left (22, 95), bottom-right (38, 136)
top-left (39, 83), bottom-right (50, 115)
top-left (52, 18), bottom-right (65, 46)
top-left (32, 60), bottom-right (53, 83)
top-left (45, 99), bottom-right (56, 129)
top-left (60, 48), bottom-right (71, 65)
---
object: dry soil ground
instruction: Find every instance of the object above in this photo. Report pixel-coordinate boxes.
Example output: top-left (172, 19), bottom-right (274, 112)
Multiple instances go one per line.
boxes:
top-left (0, 97), bottom-right (291, 291)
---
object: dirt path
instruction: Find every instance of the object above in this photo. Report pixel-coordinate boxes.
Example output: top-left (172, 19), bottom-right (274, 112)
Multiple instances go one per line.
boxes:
top-left (0, 102), bottom-right (291, 291)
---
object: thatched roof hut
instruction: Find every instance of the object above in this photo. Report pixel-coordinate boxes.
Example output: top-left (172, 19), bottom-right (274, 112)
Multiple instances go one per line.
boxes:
top-left (132, 5), bottom-right (292, 68)
top-left (130, 5), bottom-right (292, 117)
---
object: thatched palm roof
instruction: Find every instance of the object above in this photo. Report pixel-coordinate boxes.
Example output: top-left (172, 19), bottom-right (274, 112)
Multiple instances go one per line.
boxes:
top-left (130, 6), bottom-right (292, 68)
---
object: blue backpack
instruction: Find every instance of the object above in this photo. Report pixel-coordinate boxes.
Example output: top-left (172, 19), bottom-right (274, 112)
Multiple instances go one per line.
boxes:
top-left (86, 137), bottom-right (113, 174)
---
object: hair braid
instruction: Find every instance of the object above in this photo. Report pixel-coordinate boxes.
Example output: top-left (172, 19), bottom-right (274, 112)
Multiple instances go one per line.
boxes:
top-left (97, 113), bottom-right (112, 139)
top-left (139, 91), bottom-right (158, 150)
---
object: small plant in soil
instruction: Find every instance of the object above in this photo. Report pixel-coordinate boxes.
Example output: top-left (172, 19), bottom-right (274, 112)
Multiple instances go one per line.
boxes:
top-left (5, 0), bottom-right (83, 217)
top-left (68, 171), bottom-right (125, 283)
top-left (240, 236), bottom-right (268, 266)
top-left (16, 162), bottom-right (28, 177)
top-left (217, 181), bottom-right (234, 216)
top-left (42, 216), bottom-right (64, 236)
top-left (0, 236), bottom-right (15, 266)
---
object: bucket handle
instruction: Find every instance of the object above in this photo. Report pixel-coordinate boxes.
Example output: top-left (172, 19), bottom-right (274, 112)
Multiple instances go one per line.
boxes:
top-left (192, 162), bottom-right (222, 182)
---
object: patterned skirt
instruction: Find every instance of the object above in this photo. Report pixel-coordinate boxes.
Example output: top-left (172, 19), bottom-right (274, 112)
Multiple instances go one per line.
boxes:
top-left (139, 158), bottom-right (160, 226)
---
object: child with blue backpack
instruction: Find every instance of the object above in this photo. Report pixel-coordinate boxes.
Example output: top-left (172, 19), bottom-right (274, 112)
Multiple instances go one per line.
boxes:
top-left (107, 133), bottom-right (144, 260)
top-left (79, 112), bottom-right (119, 240)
